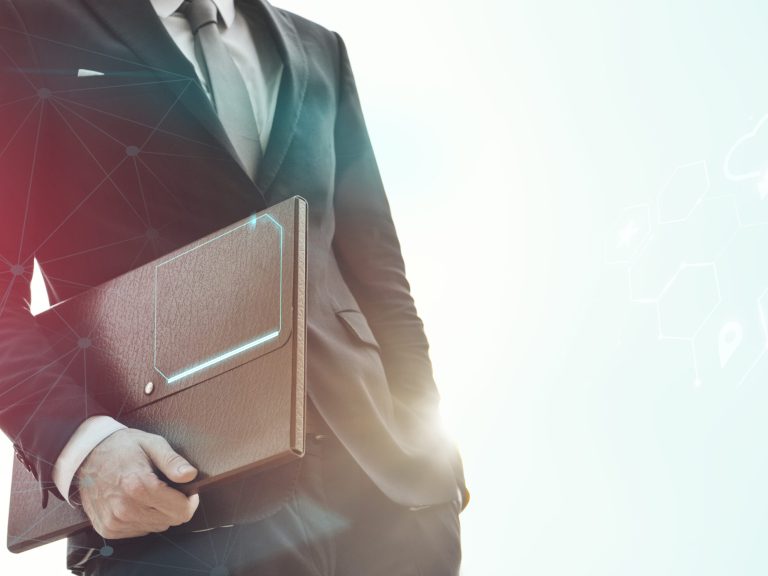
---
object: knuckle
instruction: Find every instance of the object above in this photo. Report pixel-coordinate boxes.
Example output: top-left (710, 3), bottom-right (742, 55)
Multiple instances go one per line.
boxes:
top-left (142, 472), bottom-right (165, 490)
top-left (112, 502), bottom-right (128, 522)
top-left (136, 430), bottom-right (158, 447)
top-left (169, 512), bottom-right (188, 526)
top-left (120, 474), bottom-right (145, 499)
top-left (142, 472), bottom-right (164, 491)
top-left (91, 520), bottom-right (105, 537)
top-left (103, 514), bottom-right (121, 533)
top-left (150, 433), bottom-right (169, 447)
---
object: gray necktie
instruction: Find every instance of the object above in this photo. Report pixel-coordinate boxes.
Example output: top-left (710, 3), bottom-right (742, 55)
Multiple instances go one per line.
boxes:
top-left (183, 0), bottom-right (262, 180)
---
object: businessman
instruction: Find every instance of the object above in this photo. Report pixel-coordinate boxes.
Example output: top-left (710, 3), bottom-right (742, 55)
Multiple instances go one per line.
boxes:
top-left (0, 0), bottom-right (466, 574)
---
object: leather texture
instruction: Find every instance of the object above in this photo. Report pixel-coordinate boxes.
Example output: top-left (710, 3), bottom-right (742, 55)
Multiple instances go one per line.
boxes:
top-left (7, 197), bottom-right (308, 553)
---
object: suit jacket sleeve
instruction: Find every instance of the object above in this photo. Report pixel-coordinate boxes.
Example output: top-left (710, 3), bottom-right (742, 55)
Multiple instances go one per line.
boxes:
top-left (331, 33), bottom-right (443, 424)
top-left (0, 0), bottom-right (111, 505)
top-left (330, 34), bottom-right (468, 506)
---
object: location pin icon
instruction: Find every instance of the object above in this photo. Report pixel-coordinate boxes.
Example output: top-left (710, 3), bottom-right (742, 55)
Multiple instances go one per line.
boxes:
top-left (718, 321), bottom-right (743, 368)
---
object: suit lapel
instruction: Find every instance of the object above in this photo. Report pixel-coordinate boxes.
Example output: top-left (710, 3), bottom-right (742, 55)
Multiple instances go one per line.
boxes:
top-left (81, 0), bottom-right (265, 205)
top-left (81, 0), bottom-right (308, 202)
top-left (240, 0), bottom-right (309, 195)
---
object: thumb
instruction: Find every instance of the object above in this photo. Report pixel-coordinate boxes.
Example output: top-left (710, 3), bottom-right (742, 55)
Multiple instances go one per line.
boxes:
top-left (139, 433), bottom-right (198, 483)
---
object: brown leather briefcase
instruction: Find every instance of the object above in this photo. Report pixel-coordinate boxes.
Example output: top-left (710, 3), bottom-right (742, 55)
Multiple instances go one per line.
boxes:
top-left (6, 196), bottom-right (308, 553)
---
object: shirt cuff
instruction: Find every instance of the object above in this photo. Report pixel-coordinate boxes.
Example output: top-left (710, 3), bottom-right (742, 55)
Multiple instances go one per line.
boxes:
top-left (52, 416), bottom-right (127, 506)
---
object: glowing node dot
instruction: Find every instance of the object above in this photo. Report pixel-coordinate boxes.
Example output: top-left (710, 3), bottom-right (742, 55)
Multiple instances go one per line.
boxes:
top-left (146, 227), bottom-right (159, 240)
top-left (100, 545), bottom-right (113, 557)
top-left (125, 145), bottom-right (140, 157)
top-left (78, 337), bottom-right (92, 349)
top-left (210, 567), bottom-right (229, 576)
top-left (37, 87), bottom-right (51, 99)
top-left (10, 264), bottom-right (24, 276)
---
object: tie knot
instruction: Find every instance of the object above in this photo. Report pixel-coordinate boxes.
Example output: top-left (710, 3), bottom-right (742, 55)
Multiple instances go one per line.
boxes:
top-left (182, 0), bottom-right (219, 34)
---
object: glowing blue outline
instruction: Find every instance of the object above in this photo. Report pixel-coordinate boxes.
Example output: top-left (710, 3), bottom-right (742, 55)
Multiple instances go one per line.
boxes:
top-left (153, 214), bottom-right (284, 384)
top-left (162, 330), bottom-right (280, 383)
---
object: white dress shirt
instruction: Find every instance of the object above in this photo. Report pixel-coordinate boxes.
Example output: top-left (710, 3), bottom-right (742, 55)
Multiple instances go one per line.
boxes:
top-left (52, 0), bottom-right (283, 504)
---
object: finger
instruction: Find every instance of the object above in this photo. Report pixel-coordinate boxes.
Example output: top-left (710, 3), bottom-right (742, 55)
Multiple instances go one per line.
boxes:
top-left (115, 469), bottom-right (193, 526)
top-left (100, 498), bottom-right (176, 537)
top-left (104, 518), bottom-right (170, 536)
top-left (100, 527), bottom-right (151, 540)
top-left (140, 474), bottom-right (199, 524)
top-left (96, 510), bottom-right (157, 540)
top-left (138, 434), bottom-right (198, 484)
top-left (111, 499), bottom-right (176, 530)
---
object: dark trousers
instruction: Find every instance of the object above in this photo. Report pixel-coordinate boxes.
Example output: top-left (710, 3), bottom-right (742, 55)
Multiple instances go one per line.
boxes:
top-left (80, 434), bottom-right (462, 576)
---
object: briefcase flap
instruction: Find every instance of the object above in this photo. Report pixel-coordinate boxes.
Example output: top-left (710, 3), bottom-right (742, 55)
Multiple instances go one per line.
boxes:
top-left (36, 202), bottom-right (298, 414)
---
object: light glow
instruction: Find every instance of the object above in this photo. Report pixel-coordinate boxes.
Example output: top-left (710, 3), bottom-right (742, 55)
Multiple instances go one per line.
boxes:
top-left (163, 329), bottom-right (280, 384)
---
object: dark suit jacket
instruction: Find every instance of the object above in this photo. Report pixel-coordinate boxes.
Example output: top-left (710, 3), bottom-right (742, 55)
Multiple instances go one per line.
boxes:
top-left (0, 0), bottom-right (466, 546)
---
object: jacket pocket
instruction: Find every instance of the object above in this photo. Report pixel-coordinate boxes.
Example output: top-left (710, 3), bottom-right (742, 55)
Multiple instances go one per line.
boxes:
top-left (335, 309), bottom-right (381, 351)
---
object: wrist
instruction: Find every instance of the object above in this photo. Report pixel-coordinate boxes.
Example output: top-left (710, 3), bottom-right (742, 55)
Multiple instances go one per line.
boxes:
top-left (52, 416), bottom-right (127, 506)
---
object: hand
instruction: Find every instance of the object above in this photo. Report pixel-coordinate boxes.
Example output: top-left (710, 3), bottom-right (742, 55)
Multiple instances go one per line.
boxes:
top-left (75, 428), bottom-right (200, 539)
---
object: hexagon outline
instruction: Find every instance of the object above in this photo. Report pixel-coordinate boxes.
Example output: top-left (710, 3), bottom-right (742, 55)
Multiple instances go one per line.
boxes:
top-left (656, 160), bottom-right (710, 225)
top-left (656, 262), bottom-right (721, 340)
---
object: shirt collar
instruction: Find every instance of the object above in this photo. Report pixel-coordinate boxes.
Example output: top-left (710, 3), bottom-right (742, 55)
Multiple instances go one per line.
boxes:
top-left (151, 0), bottom-right (236, 27)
